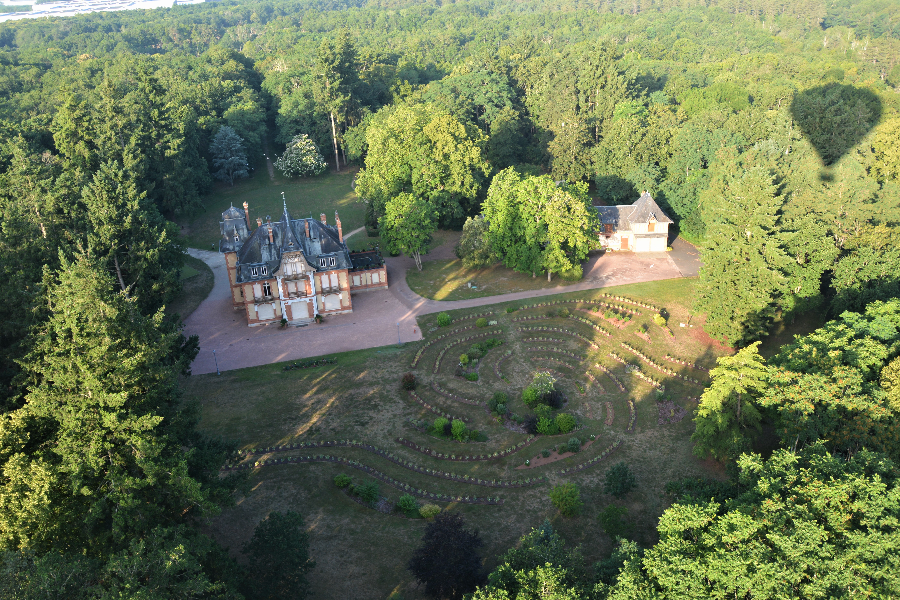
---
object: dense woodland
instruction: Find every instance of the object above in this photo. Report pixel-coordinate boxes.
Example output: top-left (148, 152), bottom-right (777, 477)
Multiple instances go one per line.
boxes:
top-left (0, 0), bottom-right (898, 597)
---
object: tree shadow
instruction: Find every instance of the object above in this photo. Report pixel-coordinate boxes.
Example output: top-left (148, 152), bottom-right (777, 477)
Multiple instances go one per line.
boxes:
top-left (790, 84), bottom-right (881, 170)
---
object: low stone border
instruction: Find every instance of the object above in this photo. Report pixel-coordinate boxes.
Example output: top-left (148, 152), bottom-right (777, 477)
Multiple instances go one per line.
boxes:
top-left (431, 383), bottom-right (485, 407)
top-left (433, 330), bottom-right (502, 374)
top-left (609, 352), bottom-right (664, 389)
top-left (594, 363), bottom-right (626, 392)
top-left (411, 325), bottom-right (480, 368)
top-left (664, 354), bottom-right (710, 373)
top-left (223, 454), bottom-right (502, 504)
top-left (409, 391), bottom-right (469, 423)
top-left (397, 435), bottom-right (537, 462)
top-left (620, 343), bottom-right (705, 384)
top-left (555, 439), bottom-right (623, 476)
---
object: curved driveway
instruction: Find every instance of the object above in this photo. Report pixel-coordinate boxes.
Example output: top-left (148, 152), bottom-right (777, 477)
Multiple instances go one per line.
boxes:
top-left (183, 243), bottom-right (695, 375)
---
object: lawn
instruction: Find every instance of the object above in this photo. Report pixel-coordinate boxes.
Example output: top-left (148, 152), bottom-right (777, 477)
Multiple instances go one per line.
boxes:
top-left (184, 277), bottom-right (741, 599)
top-left (165, 254), bottom-right (214, 322)
top-left (407, 257), bottom-right (590, 301)
top-left (177, 167), bottom-right (364, 251)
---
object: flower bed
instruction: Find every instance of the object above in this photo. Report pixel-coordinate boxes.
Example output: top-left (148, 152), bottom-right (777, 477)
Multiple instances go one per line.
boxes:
top-left (664, 354), bottom-right (710, 373)
top-left (517, 325), bottom-right (605, 349)
top-left (594, 363), bottom-right (626, 391)
top-left (554, 439), bottom-right (623, 476)
top-left (433, 329), bottom-right (502, 374)
top-left (620, 343), bottom-right (704, 384)
top-left (408, 391), bottom-right (469, 423)
top-left (226, 454), bottom-right (502, 504)
top-left (431, 383), bottom-right (485, 407)
top-left (397, 435), bottom-right (538, 462)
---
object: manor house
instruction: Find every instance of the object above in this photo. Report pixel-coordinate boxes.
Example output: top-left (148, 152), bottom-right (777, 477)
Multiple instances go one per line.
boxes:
top-left (220, 201), bottom-right (387, 326)
top-left (595, 191), bottom-right (673, 252)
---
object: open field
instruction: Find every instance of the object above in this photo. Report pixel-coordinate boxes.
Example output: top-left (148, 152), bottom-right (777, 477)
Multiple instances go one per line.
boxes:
top-left (177, 168), bottom-right (362, 251)
top-left (185, 278), bottom-right (750, 598)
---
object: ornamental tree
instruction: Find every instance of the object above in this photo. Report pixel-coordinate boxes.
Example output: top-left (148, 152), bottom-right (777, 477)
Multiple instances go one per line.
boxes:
top-left (210, 125), bottom-right (249, 186)
top-left (379, 192), bottom-right (436, 270)
top-left (549, 482), bottom-right (583, 517)
top-left (274, 133), bottom-right (327, 178)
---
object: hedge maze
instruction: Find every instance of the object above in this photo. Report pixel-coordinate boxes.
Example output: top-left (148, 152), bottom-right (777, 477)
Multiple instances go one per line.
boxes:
top-left (226, 294), bottom-right (714, 519)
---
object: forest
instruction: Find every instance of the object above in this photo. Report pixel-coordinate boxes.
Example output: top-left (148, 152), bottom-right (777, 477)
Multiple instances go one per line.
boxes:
top-left (0, 0), bottom-right (898, 597)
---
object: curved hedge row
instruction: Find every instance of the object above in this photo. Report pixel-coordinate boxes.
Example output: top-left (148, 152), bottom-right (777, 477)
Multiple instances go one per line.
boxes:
top-left (397, 435), bottom-right (537, 461)
top-left (408, 391), bottom-right (469, 423)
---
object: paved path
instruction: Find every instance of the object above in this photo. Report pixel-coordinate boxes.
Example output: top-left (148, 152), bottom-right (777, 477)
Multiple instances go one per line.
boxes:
top-left (183, 245), bottom-right (686, 375)
top-left (669, 237), bottom-right (702, 277)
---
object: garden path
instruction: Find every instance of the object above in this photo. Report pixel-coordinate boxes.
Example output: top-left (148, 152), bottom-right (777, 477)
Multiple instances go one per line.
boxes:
top-left (183, 244), bottom-right (684, 375)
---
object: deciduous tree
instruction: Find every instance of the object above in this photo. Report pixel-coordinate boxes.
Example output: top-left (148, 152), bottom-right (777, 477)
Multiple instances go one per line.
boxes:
top-left (408, 512), bottom-right (485, 599)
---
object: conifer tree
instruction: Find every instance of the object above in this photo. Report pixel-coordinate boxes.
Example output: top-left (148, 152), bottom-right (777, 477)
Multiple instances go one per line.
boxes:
top-left (209, 125), bottom-right (249, 186)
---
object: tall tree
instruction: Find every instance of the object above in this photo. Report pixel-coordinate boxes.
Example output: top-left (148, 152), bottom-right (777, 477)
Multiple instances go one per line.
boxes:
top-left (242, 511), bottom-right (315, 600)
top-left (380, 192), bottom-right (436, 271)
top-left (695, 161), bottom-right (790, 345)
top-left (209, 126), bottom-right (249, 186)
top-left (691, 341), bottom-right (768, 461)
top-left (315, 30), bottom-right (359, 172)
top-left (408, 512), bottom-right (485, 600)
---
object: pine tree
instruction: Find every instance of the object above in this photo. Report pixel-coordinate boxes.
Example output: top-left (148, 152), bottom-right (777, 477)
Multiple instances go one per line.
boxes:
top-left (209, 125), bottom-right (249, 186)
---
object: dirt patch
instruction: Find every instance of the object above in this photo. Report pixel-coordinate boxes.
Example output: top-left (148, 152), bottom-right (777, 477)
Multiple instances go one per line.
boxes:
top-left (516, 438), bottom-right (596, 469)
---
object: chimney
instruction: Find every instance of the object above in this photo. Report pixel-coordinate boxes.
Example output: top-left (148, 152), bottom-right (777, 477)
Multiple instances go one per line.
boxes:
top-left (305, 220), bottom-right (310, 238)
top-left (266, 216), bottom-right (273, 244)
top-left (320, 213), bottom-right (327, 225)
top-left (243, 201), bottom-right (251, 229)
top-left (256, 217), bottom-right (263, 228)
top-left (335, 211), bottom-right (343, 243)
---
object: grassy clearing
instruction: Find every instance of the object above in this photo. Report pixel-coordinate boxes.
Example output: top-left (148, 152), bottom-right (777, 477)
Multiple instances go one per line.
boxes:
top-left (165, 254), bottom-right (213, 322)
top-left (407, 257), bottom-right (590, 301)
top-left (185, 278), bottom-right (729, 599)
top-left (177, 168), bottom-right (362, 251)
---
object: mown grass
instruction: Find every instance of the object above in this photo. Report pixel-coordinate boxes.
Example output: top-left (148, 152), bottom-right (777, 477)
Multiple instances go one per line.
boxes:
top-left (185, 278), bottom-right (731, 599)
top-left (407, 258), bottom-right (590, 301)
top-left (177, 168), bottom-right (363, 251)
top-left (165, 254), bottom-right (214, 322)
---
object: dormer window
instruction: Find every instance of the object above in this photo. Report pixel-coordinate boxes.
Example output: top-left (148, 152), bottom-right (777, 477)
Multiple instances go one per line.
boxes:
top-left (234, 234), bottom-right (240, 243)
top-left (261, 266), bottom-right (268, 276)
top-left (319, 257), bottom-right (336, 268)
top-left (250, 267), bottom-right (259, 277)
top-left (329, 257), bottom-right (336, 267)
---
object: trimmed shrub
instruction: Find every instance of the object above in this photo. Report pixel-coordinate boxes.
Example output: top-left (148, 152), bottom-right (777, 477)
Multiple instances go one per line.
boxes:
top-left (522, 386), bottom-right (540, 407)
top-left (505, 306), bottom-right (517, 313)
top-left (549, 482), bottom-right (583, 517)
top-left (537, 417), bottom-right (559, 436)
top-left (604, 462), bottom-right (636, 498)
top-left (495, 403), bottom-right (507, 415)
top-left (556, 413), bottom-right (577, 434)
top-left (558, 308), bottom-right (570, 318)
top-left (433, 417), bottom-right (450, 435)
top-left (488, 392), bottom-right (508, 412)
top-left (459, 354), bottom-right (470, 366)
top-left (437, 312), bottom-right (451, 327)
top-left (397, 494), bottom-right (419, 516)
top-left (475, 317), bottom-right (488, 328)
top-left (401, 372), bottom-right (417, 391)
top-left (653, 313), bottom-right (666, 327)
top-left (465, 373), bottom-right (479, 382)
top-left (541, 449), bottom-right (551, 458)
top-left (451, 419), bottom-right (467, 441)
top-left (334, 473), bottom-right (352, 488)
top-left (419, 504), bottom-right (441, 519)
top-left (534, 404), bottom-right (552, 420)
top-left (355, 481), bottom-right (380, 505)
top-left (566, 437), bottom-right (581, 454)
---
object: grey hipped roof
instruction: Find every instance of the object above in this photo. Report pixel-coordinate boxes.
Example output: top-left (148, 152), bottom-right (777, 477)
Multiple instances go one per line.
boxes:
top-left (595, 191), bottom-right (673, 230)
top-left (222, 203), bottom-right (353, 283)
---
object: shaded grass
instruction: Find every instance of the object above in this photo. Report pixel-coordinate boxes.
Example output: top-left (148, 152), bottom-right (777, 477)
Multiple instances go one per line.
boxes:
top-left (177, 168), bottom-right (362, 251)
top-left (185, 278), bottom-right (728, 599)
top-left (165, 254), bottom-right (214, 322)
top-left (407, 258), bottom-right (588, 301)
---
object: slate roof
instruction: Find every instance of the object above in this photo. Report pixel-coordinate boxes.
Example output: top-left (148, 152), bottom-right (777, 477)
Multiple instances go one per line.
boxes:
top-left (221, 203), bottom-right (353, 283)
top-left (595, 191), bottom-right (673, 230)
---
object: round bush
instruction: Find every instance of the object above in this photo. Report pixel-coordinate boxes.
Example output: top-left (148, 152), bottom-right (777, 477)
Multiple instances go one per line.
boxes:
top-left (274, 133), bottom-right (327, 178)
top-left (541, 449), bottom-right (551, 458)
top-left (397, 494), bottom-right (419, 516)
top-left (653, 314), bottom-right (667, 327)
top-left (451, 419), bottom-right (468, 441)
top-left (523, 415), bottom-right (539, 435)
top-left (496, 403), bottom-right (507, 415)
top-left (465, 372), bottom-right (479, 382)
top-left (566, 437), bottom-right (581, 454)
top-left (558, 308), bottom-right (570, 318)
top-left (536, 417), bottom-right (558, 436)
top-left (459, 354), bottom-right (469, 366)
top-left (433, 417), bottom-right (450, 434)
top-left (437, 312), bottom-right (451, 327)
top-left (475, 317), bottom-right (488, 328)
top-left (505, 306), bottom-right (517, 313)
top-left (549, 482), bottom-right (583, 517)
top-left (334, 473), bottom-right (352, 488)
top-left (522, 386), bottom-right (539, 407)
top-left (419, 504), bottom-right (441, 519)
top-left (555, 413), bottom-right (577, 434)
top-left (401, 372), bottom-right (417, 391)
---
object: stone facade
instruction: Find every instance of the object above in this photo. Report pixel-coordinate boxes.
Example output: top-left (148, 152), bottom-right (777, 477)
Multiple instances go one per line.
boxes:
top-left (219, 201), bottom-right (387, 326)
top-left (596, 191), bottom-right (673, 252)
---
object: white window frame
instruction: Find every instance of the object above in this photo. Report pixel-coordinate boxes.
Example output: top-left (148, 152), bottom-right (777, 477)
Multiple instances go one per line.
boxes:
top-left (250, 267), bottom-right (259, 277)
top-left (319, 258), bottom-right (326, 267)
top-left (261, 266), bottom-right (268, 276)
top-left (329, 257), bottom-right (336, 267)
